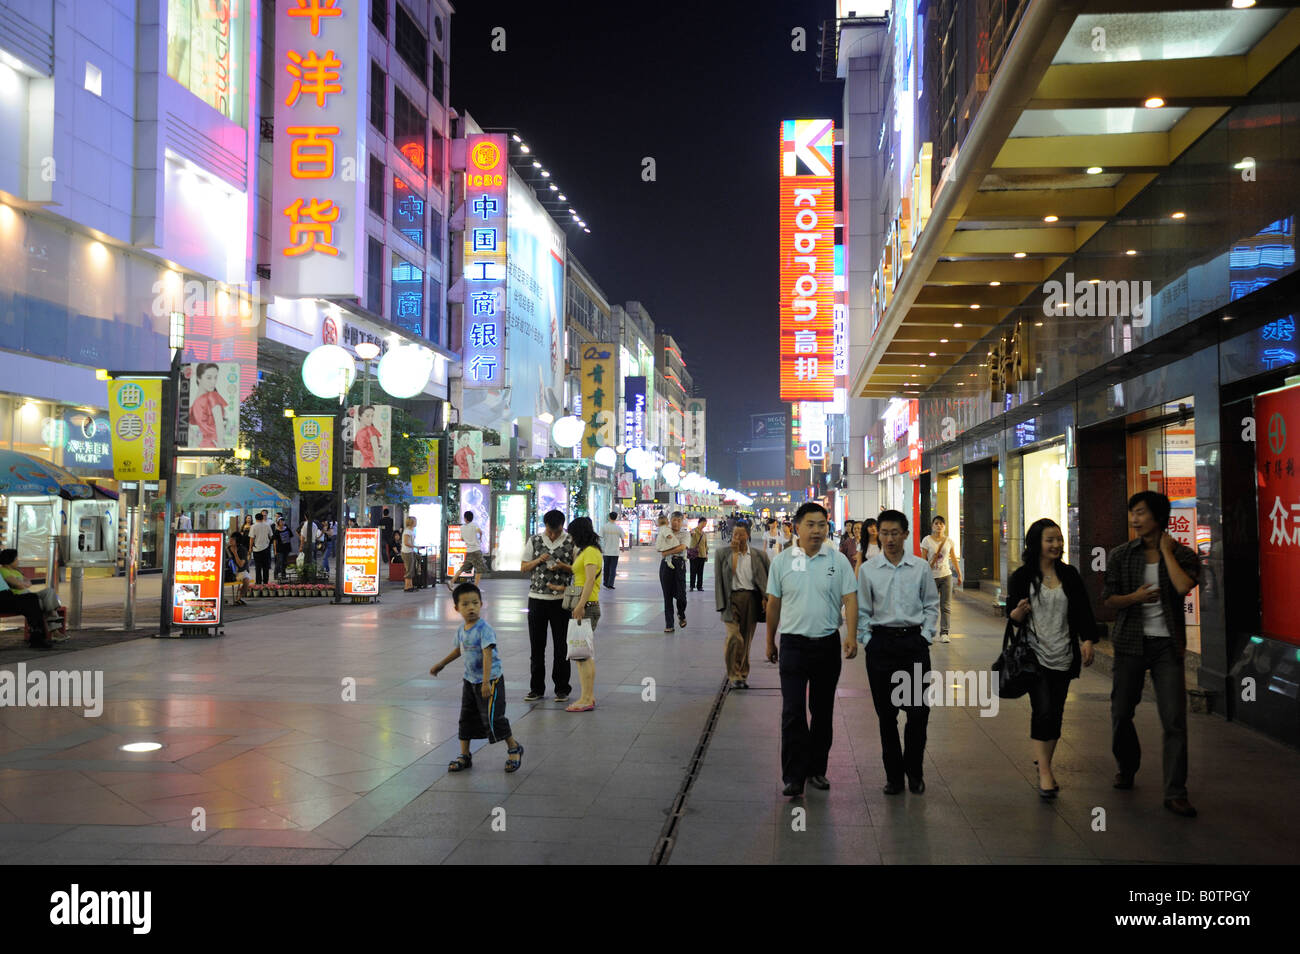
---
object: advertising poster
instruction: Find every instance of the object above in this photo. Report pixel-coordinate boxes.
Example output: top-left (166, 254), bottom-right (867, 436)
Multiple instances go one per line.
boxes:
top-left (178, 362), bottom-right (240, 449)
top-left (293, 416), bottom-right (334, 492)
top-left (342, 527), bottom-right (381, 596)
top-left (616, 518), bottom-right (632, 548)
top-left (1256, 384), bottom-right (1300, 646)
top-left (446, 524), bottom-right (466, 580)
top-left (109, 378), bottom-right (163, 480)
top-left (623, 376), bottom-right (647, 450)
top-left (505, 174), bottom-right (565, 422)
top-left (452, 431), bottom-right (483, 480)
top-left (751, 413), bottom-right (786, 442)
top-left (172, 532), bottom-right (224, 626)
top-left (1168, 508), bottom-right (1200, 626)
top-left (460, 482), bottom-right (490, 533)
top-left (411, 439), bottom-right (440, 497)
top-left (493, 493), bottom-right (528, 572)
top-left (1162, 428), bottom-right (1196, 500)
top-left (537, 481), bottom-right (568, 518)
top-left (637, 521), bottom-right (656, 545)
top-left (344, 404), bottom-right (391, 470)
top-left (581, 343), bottom-right (617, 453)
top-left (616, 473), bottom-right (635, 499)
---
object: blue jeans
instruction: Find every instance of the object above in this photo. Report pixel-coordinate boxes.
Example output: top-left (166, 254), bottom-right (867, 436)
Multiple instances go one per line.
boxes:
top-left (322, 540), bottom-right (335, 573)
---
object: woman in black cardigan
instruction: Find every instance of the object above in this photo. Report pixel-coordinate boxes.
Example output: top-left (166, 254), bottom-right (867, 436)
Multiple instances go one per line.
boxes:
top-left (1007, 518), bottom-right (1097, 799)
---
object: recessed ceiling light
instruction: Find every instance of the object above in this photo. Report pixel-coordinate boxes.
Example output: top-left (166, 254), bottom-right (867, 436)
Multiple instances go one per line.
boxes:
top-left (929, 352), bottom-right (937, 356)
top-left (1144, 96), bottom-right (1165, 109)
top-left (953, 322), bottom-right (963, 328)
top-left (1034, 321), bottom-right (1044, 327)
top-left (1233, 158), bottom-right (1256, 170)
top-left (583, 228), bottom-right (590, 233)
top-left (969, 304), bottom-right (980, 310)
top-left (989, 281), bottom-right (1000, 286)
top-left (1088, 278), bottom-right (1101, 283)
top-left (532, 161), bottom-right (541, 169)
top-left (558, 194), bottom-right (567, 201)
top-left (1013, 252), bottom-right (1026, 258)
top-left (939, 338), bottom-right (949, 343)
top-left (1125, 249), bottom-right (1137, 256)
top-left (1223, 315), bottom-right (1234, 322)
top-left (1043, 215), bottom-right (1058, 223)
top-left (1086, 166), bottom-right (1103, 175)
top-left (1232, 0), bottom-right (1256, 9)
top-left (511, 134), bottom-right (521, 142)
top-left (541, 170), bottom-right (550, 177)
top-left (520, 145), bottom-right (530, 153)
top-left (969, 372), bottom-right (977, 377)
top-left (549, 183), bottom-right (558, 190)
top-left (1171, 211), bottom-right (1185, 219)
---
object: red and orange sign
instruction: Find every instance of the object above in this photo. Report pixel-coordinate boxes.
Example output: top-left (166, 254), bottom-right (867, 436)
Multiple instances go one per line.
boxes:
top-left (342, 527), bottom-right (381, 596)
top-left (779, 119), bottom-right (836, 402)
top-left (446, 524), bottom-right (467, 580)
top-left (173, 532), bottom-right (224, 626)
top-left (1256, 384), bottom-right (1300, 646)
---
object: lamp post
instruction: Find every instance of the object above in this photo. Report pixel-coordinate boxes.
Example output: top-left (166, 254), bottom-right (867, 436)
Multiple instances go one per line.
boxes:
top-left (353, 341), bottom-right (381, 526)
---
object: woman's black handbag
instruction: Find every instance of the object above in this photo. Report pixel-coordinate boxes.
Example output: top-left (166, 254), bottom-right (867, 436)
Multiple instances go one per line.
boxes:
top-left (991, 618), bottom-right (1040, 698)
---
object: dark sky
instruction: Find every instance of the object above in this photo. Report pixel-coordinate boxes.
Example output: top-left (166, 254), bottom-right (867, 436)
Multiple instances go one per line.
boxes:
top-left (450, 0), bottom-right (842, 484)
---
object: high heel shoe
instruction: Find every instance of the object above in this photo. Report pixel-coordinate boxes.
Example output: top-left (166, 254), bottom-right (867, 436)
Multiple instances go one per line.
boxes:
top-left (1033, 760), bottom-right (1060, 792)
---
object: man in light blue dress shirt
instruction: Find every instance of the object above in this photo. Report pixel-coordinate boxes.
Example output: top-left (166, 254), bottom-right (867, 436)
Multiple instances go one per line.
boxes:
top-left (765, 503), bottom-right (858, 798)
top-left (857, 509), bottom-right (940, 795)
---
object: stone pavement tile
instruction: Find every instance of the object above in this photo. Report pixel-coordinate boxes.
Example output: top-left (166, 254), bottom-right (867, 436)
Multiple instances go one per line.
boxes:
top-left (319, 766), bottom-right (404, 793)
top-left (260, 792), bottom-right (360, 829)
top-left (774, 824), bottom-right (880, 864)
top-left (126, 841), bottom-right (242, 862)
top-left (582, 795), bottom-right (671, 823)
top-left (4, 786), bottom-right (156, 826)
top-left (973, 819), bottom-right (1099, 860)
top-left (132, 789), bottom-right (260, 822)
top-left (166, 807), bottom-right (298, 831)
top-left (440, 836), bottom-right (641, 865)
top-left (7, 839), bottom-right (141, 863)
top-left (105, 772), bottom-right (229, 803)
top-left (261, 740), bottom-right (395, 777)
top-left (175, 744), bottom-right (264, 773)
top-left (221, 846), bottom-right (344, 864)
top-left (334, 835), bottom-right (462, 865)
top-left (499, 791), bottom-right (598, 818)
top-left (667, 819), bottom-right (776, 865)
top-left (203, 828), bottom-right (345, 849)
top-left (49, 824), bottom-right (212, 846)
top-left (0, 768), bottom-right (102, 796)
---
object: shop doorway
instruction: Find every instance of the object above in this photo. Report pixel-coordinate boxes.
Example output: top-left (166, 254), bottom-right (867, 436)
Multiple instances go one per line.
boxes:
top-left (962, 460), bottom-right (995, 585)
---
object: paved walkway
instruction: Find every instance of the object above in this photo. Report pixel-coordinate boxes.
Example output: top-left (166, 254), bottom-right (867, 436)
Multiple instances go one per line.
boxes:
top-left (0, 543), bottom-right (1295, 864)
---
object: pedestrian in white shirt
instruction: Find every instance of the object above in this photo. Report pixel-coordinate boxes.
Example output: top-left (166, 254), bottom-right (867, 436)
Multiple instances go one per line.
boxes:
top-left (600, 512), bottom-right (626, 590)
top-left (248, 512), bottom-right (274, 585)
top-left (457, 510), bottom-right (488, 587)
top-left (656, 512), bottom-right (689, 633)
top-left (920, 516), bottom-right (962, 641)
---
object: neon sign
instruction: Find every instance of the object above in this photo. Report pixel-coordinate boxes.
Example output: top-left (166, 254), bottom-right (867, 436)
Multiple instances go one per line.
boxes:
top-left (462, 133), bottom-right (509, 387)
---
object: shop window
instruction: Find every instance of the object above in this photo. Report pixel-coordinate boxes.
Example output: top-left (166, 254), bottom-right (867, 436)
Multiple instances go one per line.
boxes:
top-left (166, 0), bottom-right (247, 125)
top-left (391, 254), bottom-right (423, 337)
top-left (367, 236), bottom-right (384, 315)
top-left (368, 155), bottom-right (385, 216)
top-left (393, 89), bottom-right (426, 173)
top-left (394, 4), bottom-right (428, 86)
top-left (369, 61), bottom-right (386, 135)
top-left (392, 174), bottom-right (424, 248)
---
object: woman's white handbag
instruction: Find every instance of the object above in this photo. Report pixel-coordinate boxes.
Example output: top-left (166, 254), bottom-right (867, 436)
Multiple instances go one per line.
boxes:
top-left (566, 618), bottom-right (595, 661)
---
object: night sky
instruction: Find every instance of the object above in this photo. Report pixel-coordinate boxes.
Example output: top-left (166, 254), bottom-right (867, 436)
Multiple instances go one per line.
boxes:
top-left (450, 0), bottom-right (842, 484)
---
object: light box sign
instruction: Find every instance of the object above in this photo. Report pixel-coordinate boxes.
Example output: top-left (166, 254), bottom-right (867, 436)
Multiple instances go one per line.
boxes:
top-left (1256, 383), bottom-right (1300, 646)
top-left (624, 376), bottom-right (647, 450)
top-left (270, 0), bottom-right (367, 298)
top-left (779, 119), bottom-right (835, 402)
top-left (462, 133), bottom-right (509, 389)
top-left (581, 343), bottom-right (617, 453)
top-left (172, 532), bottom-right (224, 627)
top-left (411, 439), bottom-right (440, 497)
top-left (293, 415), bottom-right (334, 491)
top-left (342, 527), bottom-right (381, 596)
top-left (109, 378), bottom-right (162, 480)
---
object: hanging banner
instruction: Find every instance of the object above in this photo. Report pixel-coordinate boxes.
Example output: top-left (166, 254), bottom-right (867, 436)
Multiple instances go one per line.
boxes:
top-left (411, 439), bottom-right (440, 497)
top-left (581, 343), bottom-right (617, 453)
top-left (1256, 383), bottom-right (1300, 646)
top-left (172, 532), bottom-right (224, 626)
top-left (623, 375), bottom-right (647, 450)
top-left (109, 378), bottom-right (163, 480)
top-left (451, 431), bottom-right (483, 480)
top-left (344, 403), bottom-right (391, 469)
top-left (293, 415), bottom-right (335, 491)
top-left (178, 362), bottom-right (240, 449)
top-left (342, 527), bottom-right (381, 596)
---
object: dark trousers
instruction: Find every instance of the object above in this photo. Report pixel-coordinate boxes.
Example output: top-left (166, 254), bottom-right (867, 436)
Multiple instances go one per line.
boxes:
top-left (778, 633), bottom-right (843, 785)
top-left (253, 548), bottom-right (271, 584)
top-left (1111, 637), bottom-right (1188, 799)
top-left (1028, 667), bottom-right (1073, 741)
top-left (865, 630), bottom-right (931, 785)
top-left (689, 557), bottom-right (706, 590)
top-left (602, 555), bottom-right (618, 589)
top-left (274, 549), bottom-right (288, 579)
top-left (459, 676), bottom-right (512, 743)
top-left (659, 558), bottom-right (687, 627)
top-left (0, 590), bottom-right (47, 643)
top-left (527, 597), bottom-right (572, 696)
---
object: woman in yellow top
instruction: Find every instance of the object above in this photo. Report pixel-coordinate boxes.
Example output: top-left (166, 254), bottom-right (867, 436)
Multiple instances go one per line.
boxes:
top-left (566, 517), bottom-right (602, 712)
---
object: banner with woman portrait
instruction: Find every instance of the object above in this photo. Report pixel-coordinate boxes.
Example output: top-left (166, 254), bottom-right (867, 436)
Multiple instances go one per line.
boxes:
top-left (343, 404), bottom-right (391, 469)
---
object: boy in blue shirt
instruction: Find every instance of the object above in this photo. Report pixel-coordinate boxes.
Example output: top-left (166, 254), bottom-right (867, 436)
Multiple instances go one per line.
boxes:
top-left (431, 583), bottom-right (524, 773)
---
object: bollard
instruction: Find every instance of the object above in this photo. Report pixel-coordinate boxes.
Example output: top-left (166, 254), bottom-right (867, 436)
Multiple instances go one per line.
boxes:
top-left (67, 565), bottom-right (84, 630)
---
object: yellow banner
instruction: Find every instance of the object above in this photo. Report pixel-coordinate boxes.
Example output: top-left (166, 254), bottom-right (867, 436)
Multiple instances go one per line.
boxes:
top-left (109, 378), bottom-right (163, 480)
top-left (411, 439), bottom-right (440, 497)
top-left (580, 343), bottom-right (617, 453)
top-left (293, 416), bottom-right (334, 491)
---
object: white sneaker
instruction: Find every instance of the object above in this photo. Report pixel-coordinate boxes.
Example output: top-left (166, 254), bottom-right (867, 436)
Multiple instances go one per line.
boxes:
top-left (938, 632), bottom-right (951, 643)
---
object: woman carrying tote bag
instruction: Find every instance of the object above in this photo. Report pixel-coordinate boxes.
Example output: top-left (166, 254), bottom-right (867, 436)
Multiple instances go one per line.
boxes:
top-left (1006, 518), bottom-right (1098, 800)
top-left (564, 517), bottom-right (603, 713)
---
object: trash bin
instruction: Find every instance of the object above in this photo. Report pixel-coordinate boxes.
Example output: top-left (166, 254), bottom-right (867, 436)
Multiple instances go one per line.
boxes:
top-left (415, 552), bottom-right (429, 590)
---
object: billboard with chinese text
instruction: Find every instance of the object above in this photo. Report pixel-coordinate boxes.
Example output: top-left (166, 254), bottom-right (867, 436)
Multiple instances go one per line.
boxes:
top-left (172, 532), bottom-right (225, 626)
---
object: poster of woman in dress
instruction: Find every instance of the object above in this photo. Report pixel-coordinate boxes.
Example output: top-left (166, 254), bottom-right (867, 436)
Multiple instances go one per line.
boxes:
top-left (452, 431), bottom-right (483, 480)
top-left (345, 404), bottom-right (391, 469)
top-left (183, 363), bottom-right (240, 449)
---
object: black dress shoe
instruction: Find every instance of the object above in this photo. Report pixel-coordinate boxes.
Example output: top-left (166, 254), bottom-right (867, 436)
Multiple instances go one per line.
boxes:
top-left (882, 780), bottom-right (905, 795)
top-left (908, 777), bottom-right (925, 794)
top-left (783, 781), bottom-right (805, 797)
top-left (1113, 773), bottom-right (1135, 790)
top-left (807, 775), bottom-right (830, 790)
top-left (1164, 798), bottom-right (1198, 818)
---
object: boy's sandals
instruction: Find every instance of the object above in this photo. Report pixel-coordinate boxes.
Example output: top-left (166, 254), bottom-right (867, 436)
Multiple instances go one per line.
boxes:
top-left (505, 742), bottom-right (524, 773)
top-left (448, 753), bottom-right (472, 772)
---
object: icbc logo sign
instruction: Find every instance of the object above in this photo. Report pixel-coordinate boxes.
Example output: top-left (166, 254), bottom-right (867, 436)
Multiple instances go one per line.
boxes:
top-left (468, 141), bottom-right (504, 188)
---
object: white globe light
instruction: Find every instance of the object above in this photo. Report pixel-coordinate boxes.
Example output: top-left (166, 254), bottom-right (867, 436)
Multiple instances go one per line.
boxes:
top-left (302, 344), bottom-right (356, 399)
top-left (594, 446), bottom-right (617, 467)
top-left (625, 447), bottom-right (646, 470)
top-left (552, 415), bottom-right (585, 449)
top-left (661, 462), bottom-right (681, 483)
top-left (377, 344), bottom-right (435, 398)
top-left (635, 462), bottom-right (656, 480)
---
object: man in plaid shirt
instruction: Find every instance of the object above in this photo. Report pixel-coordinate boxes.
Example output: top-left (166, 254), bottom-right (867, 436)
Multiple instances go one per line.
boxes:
top-left (521, 509), bottom-right (575, 703)
top-left (1101, 491), bottom-right (1200, 818)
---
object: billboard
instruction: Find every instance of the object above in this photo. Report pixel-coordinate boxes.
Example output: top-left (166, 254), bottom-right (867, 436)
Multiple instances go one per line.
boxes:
top-left (779, 119), bottom-right (835, 402)
top-left (342, 527), bottom-right (381, 596)
top-left (172, 532), bottom-right (224, 626)
top-left (580, 343), bottom-right (617, 453)
top-left (451, 431), bottom-right (483, 480)
top-left (293, 415), bottom-right (334, 491)
top-left (505, 174), bottom-right (565, 421)
top-left (623, 376), bottom-right (647, 450)
top-left (1256, 383), bottom-right (1300, 646)
top-left (462, 133), bottom-right (508, 391)
top-left (270, 0), bottom-right (367, 298)
top-left (109, 378), bottom-right (163, 480)
top-left (752, 412), bottom-right (785, 442)
top-left (344, 403), bottom-right (391, 469)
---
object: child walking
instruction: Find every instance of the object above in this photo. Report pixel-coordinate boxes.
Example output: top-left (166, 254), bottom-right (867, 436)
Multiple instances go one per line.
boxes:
top-left (431, 582), bottom-right (524, 773)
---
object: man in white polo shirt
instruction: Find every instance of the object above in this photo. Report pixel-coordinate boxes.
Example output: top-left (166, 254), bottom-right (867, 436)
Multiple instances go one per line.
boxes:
top-left (459, 510), bottom-right (488, 586)
top-left (656, 511), bottom-right (690, 633)
top-left (765, 502), bottom-right (858, 798)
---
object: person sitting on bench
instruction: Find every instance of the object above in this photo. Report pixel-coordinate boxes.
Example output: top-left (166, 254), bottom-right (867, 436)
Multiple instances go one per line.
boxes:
top-left (0, 549), bottom-right (64, 639)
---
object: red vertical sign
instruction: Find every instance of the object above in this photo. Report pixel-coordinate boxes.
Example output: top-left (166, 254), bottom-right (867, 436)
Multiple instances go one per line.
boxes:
top-left (1256, 384), bottom-right (1300, 646)
top-left (173, 532), bottom-right (225, 626)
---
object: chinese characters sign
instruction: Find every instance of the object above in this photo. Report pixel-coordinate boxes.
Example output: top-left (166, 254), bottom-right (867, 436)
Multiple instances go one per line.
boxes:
top-left (1256, 383), bottom-right (1300, 646)
top-left (462, 133), bottom-right (509, 389)
top-left (623, 376), bottom-right (646, 450)
top-left (779, 119), bottom-right (835, 401)
top-left (109, 378), bottom-right (162, 480)
top-left (271, 0), bottom-right (366, 298)
top-left (293, 415), bottom-right (334, 491)
top-left (172, 532), bottom-right (224, 627)
top-left (342, 527), bottom-right (381, 596)
top-left (580, 343), bottom-right (617, 452)
top-left (411, 439), bottom-right (440, 497)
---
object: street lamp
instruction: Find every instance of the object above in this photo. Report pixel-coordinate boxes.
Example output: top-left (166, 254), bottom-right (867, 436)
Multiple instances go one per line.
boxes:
top-left (353, 341), bottom-right (381, 526)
